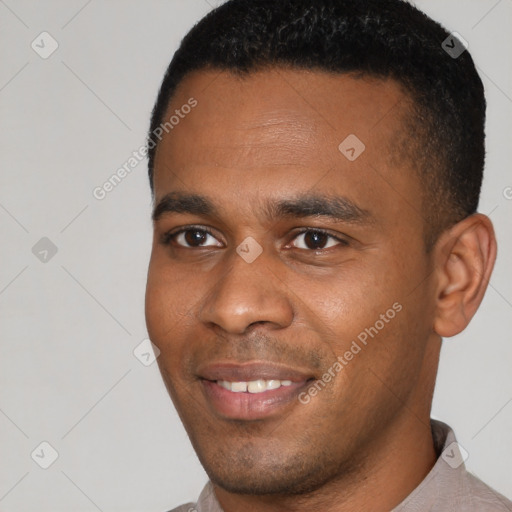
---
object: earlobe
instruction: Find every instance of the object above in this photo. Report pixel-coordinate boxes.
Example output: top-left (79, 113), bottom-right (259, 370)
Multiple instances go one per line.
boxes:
top-left (433, 214), bottom-right (497, 338)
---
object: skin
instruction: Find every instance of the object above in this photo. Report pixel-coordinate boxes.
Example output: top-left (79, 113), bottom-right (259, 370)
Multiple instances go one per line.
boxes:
top-left (145, 68), bottom-right (496, 511)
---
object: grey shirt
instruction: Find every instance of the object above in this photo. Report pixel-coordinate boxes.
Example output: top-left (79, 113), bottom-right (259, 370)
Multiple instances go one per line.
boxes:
top-left (168, 420), bottom-right (512, 511)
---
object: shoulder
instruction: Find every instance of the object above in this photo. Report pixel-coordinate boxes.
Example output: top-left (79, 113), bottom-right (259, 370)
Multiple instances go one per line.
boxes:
top-left (164, 503), bottom-right (197, 512)
top-left (163, 481), bottom-right (221, 512)
top-left (461, 472), bottom-right (512, 511)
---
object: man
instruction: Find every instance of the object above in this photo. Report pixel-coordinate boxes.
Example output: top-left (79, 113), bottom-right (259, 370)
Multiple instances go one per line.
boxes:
top-left (144, 0), bottom-right (512, 510)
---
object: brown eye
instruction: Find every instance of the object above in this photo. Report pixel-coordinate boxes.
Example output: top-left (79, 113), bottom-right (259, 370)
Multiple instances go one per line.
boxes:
top-left (291, 230), bottom-right (347, 250)
top-left (303, 231), bottom-right (329, 249)
top-left (184, 229), bottom-right (208, 247)
top-left (164, 227), bottom-right (222, 248)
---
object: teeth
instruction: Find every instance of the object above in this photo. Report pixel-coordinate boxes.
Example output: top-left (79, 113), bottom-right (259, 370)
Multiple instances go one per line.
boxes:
top-left (247, 379), bottom-right (266, 393)
top-left (217, 380), bottom-right (232, 391)
top-left (217, 379), bottom-right (295, 393)
top-left (231, 381), bottom-right (247, 392)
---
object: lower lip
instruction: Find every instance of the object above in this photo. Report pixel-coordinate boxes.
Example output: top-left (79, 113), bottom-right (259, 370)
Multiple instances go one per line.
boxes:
top-left (201, 379), bottom-right (310, 420)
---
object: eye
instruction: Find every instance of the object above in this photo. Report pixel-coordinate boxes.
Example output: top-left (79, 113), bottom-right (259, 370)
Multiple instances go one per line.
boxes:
top-left (290, 229), bottom-right (348, 251)
top-left (161, 226), bottom-right (223, 248)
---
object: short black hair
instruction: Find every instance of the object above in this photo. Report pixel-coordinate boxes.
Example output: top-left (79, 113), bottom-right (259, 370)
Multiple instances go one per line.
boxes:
top-left (147, 0), bottom-right (485, 247)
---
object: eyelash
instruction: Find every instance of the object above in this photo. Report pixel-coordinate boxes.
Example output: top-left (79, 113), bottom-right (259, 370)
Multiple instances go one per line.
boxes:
top-left (160, 225), bottom-right (349, 251)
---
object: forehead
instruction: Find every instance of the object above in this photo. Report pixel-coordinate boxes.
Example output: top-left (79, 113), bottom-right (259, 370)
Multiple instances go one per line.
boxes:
top-left (155, 68), bottom-right (408, 172)
top-left (152, 68), bottom-right (420, 230)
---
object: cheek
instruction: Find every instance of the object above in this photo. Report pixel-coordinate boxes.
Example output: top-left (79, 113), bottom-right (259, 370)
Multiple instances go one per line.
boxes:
top-left (145, 282), bottom-right (169, 342)
top-left (298, 254), bottom-right (426, 376)
top-left (145, 268), bottom-right (199, 395)
top-left (145, 256), bottom-right (196, 347)
top-left (298, 262), bottom-right (392, 340)
top-left (328, 267), bottom-right (431, 406)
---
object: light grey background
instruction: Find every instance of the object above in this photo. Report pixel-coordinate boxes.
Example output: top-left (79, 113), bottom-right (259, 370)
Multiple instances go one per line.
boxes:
top-left (0, 1), bottom-right (510, 510)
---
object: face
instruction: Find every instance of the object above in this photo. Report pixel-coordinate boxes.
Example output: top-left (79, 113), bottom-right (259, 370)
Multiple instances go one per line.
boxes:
top-left (145, 69), bottom-right (439, 495)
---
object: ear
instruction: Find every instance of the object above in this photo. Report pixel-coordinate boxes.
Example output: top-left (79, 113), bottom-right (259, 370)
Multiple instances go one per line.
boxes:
top-left (433, 214), bottom-right (497, 338)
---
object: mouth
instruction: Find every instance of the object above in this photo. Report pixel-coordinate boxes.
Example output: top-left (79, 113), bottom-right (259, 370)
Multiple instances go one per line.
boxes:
top-left (197, 361), bottom-right (315, 420)
top-left (216, 378), bottom-right (294, 392)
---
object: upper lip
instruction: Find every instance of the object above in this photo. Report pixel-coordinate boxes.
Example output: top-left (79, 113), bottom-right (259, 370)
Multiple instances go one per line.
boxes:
top-left (197, 361), bottom-right (315, 383)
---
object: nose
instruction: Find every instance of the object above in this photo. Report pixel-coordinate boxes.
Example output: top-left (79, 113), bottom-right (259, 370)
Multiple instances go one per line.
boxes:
top-left (198, 249), bottom-right (294, 335)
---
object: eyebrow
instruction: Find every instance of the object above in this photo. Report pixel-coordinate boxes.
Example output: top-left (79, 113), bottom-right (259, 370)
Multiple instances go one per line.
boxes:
top-left (264, 195), bottom-right (374, 225)
top-left (152, 191), bottom-right (374, 225)
top-left (152, 192), bottom-right (215, 221)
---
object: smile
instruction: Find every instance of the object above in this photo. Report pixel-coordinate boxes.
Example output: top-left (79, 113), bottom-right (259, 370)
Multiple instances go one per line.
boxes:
top-left (216, 379), bottom-right (293, 393)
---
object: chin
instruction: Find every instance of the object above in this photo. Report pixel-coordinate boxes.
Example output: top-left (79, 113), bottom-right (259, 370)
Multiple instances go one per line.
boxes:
top-left (198, 443), bottom-right (354, 496)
